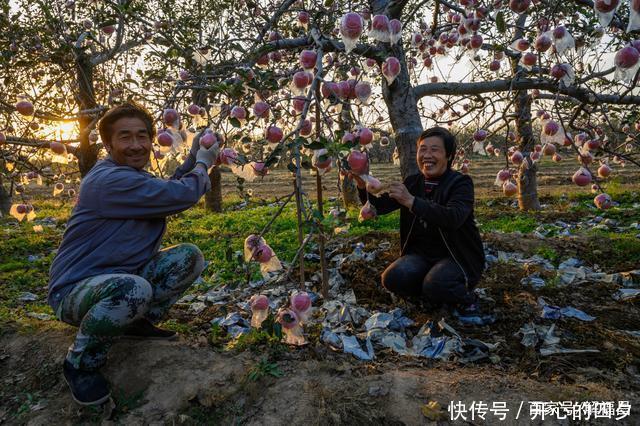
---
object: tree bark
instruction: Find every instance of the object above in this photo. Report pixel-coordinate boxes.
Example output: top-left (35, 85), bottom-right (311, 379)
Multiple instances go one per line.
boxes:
top-left (381, 43), bottom-right (422, 179)
top-left (0, 174), bottom-right (11, 215)
top-left (507, 13), bottom-right (539, 211)
top-left (76, 54), bottom-right (99, 177)
top-left (205, 167), bottom-right (223, 211)
top-left (338, 99), bottom-right (361, 208)
top-left (190, 60), bottom-right (223, 212)
top-left (513, 89), bottom-right (541, 210)
top-left (340, 173), bottom-right (360, 208)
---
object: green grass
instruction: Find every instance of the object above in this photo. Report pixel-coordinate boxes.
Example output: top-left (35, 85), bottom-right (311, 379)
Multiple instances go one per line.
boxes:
top-left (534, 247), bottom-right (560, 265)
top-left (479, 214), bottom-right (539, 233)
top-left (584, 230), bottom-right (640, 267)
top-left (246, 357), bottom-right (283, 381)
top-left (1, 190), bottom-right (639, 333)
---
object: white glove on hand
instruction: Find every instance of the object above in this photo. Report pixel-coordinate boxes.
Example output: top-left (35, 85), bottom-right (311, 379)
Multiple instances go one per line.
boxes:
top-left (195, 143), bottom-right (219, 169)
top-left (189, 131), bottom-right (202, 158)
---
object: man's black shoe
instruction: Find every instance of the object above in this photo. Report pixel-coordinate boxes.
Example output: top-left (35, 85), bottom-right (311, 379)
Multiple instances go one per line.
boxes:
top-left (62, 360), bottom-right (111, 406)
top-left (122, 318), bottom-right (178, 341)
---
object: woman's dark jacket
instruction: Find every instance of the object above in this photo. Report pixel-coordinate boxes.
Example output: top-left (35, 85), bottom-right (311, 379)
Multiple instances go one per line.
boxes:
top-left (358, 169), bottom-right (485, 288)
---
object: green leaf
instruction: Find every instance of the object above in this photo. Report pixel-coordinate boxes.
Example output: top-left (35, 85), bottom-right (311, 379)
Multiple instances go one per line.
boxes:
top-left (496, 12), bottom-right (506, 34)
top-left (264, 145), bottom-right (283, 167)
top-left (229, 117), bottom-right (241, 128)
top-left (304, 141), bottom-right (325, 150)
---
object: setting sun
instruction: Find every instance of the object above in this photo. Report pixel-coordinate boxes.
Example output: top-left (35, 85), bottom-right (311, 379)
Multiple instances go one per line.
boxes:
top-left (57, 121), bottom-right (78, 140)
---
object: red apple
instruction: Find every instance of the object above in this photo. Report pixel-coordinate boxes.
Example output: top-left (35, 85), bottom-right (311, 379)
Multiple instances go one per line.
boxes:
top-left (252, 101), bottom-right (270, 118)
top-left (15, 100), bottom-right (34, 116)
top-left (266, 126), bottom-right (283, 143)
top-left (597, 163), bottom-right (612, 177)
top-left (250, 294), bottom-right (269, 311)
top-left (299, 49), bottom-right (317, 70)
top-left (473, 129), bottom-right (488, 141)
top-left (595, 0), bottom-right (619, 13)
top-left (50, 141), bottom-right (66, 155)
top-left (542, 143), bottom-right (556, 155)
top-left (503, 181), bottom-right (518, 196)
top-left (297, 11), bottom-right (310, 25)
top-left (382, 57), bottom-right (401, 83)
top-left (348, 150), bottom-right (368, 174)
top-left (187, 104), bottom-right (201, 116)
top-left (594, 193), bottom-right (612, 209)
top-left (321, 81), bottom-right (339, 99)
top-left (359, 203), bottom-right (376, 220)
top-left (277, 309), bottom-right (299, 329)
top-left (534, 34), bottom-right (552, 52)
top-left (200, 131), bottom-right (217, 148)
top-left (230, 106), bottom-right (247, 120)
top-left (572, 168), bottom-right (592, 186)
top-left (340, 12), bottom-right (364, 39)
top-left (615, 46), bottom-right (640, 69)
top-left (552, 26), bottom-right (567, 39)
top-left (470, 34), bottom-right (483, 49)
top-left (157, 131), bottom-right (173, 147)
top-left (521, 52), bottom-right (537, 67)
top-left (291, 291), bottom-right (312, 314)
top-left (357, 128), bottom-right (374, 145)
top-left (252, 162), bottom-right (268, 176)
top-left (510, 150), bottom-right (524, 165)
top-left (543, 120), bottom-right (560, 136)
top-left (292, 71), bottom-right (313, 89)
top-left (510, 0), bottom-right (531, 13)
top-left (163, 108), bottom-right (179, 125)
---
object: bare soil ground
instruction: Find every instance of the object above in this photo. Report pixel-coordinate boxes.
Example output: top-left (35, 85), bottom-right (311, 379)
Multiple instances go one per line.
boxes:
top-left (2, 158), bottom-right (640, 424)
top-left (2, 228), bottom-right (640, 424)
top-left (1, 325), bottom-right (636, 425)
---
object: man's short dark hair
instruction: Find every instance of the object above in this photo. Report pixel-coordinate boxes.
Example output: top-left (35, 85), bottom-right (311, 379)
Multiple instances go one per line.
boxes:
top-left (98, 102), bottom-right (155, 146)
top-left (417, 127), bottom-right (457, 167)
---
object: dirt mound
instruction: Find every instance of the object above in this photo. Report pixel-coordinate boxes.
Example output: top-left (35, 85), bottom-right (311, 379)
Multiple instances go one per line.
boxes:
top-left (2, 329), bottom-right (637, 424)
top-left (3, 230), bottom-right (640, 423)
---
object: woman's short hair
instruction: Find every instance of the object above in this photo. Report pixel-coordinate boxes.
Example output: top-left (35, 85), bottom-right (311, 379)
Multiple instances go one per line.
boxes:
top-left (417, 127), bottom-right (457, 167)
top-left (98, 101), bottom-right (155, 145)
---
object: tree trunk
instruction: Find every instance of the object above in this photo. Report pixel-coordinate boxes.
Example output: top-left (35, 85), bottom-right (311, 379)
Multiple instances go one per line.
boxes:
top-left (0, 174), bottom-right (11, 215)
top-left (511, 13), bottom-right (541, 211)
top-left (513, 80), bottom-right (541, 211)
top-left (381, 42), bottom-right (422, 179)
top-left (338, 99), bottom-right (361, 208)
top-left (76, 54), bottom-right (99, 177)
top-left (190, 63), bottom-right (222, 212)
top-left (517, 158), bottom-right (540, 210)
top-left (205, 167), bottom-right (223, 211)
top-left (340, 174), bottom-right (360, 208)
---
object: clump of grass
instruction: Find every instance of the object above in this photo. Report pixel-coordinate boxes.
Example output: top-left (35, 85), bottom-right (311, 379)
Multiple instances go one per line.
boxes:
top-left (246, 357), bottom-right (284, 381)
top-left (534, 247), bottom-right (560, 265)
top-left (157, 319), bottom-right (197, 336)
top-left (479, 214), bottom-right (539, 233)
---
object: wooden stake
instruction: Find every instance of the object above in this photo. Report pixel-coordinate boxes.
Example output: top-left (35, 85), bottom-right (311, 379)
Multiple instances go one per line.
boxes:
top-left (292, 151), bottom-right (305, 288)
top-left (315, 83), bottom-right (329, 299)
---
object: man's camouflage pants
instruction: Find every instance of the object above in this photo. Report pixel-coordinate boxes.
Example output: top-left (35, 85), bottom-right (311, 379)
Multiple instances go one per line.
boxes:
top-left (57, 243), bottom-right (204, 370)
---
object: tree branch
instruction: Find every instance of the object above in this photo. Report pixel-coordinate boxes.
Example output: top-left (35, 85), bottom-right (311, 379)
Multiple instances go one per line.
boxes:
top-left (414, 79), bottom-right (640, 105)
top-left (5, 136), bottom-right (79, 155)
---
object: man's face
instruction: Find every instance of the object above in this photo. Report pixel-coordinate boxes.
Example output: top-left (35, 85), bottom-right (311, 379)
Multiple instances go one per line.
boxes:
top-left (106, 117), bottom-right (152, 170)
top-left (417, 136), bottom-right (448, 179)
